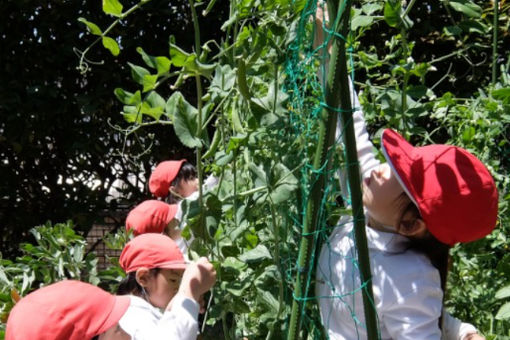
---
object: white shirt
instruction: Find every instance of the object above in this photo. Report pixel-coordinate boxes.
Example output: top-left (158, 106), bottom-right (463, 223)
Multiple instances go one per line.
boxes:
top-left (316, 84), bottom-right (477, 340)
top-left (119, 294), bottom-right (199, 340)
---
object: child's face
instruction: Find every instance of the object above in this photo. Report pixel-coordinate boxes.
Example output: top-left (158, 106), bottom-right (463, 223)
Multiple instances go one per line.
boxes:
top-left (173, 178), bottom-right (199, 199)
top-left (362, 163), bottom-right (407, 229)
top-left (146, 268), bottom-right (185, 309)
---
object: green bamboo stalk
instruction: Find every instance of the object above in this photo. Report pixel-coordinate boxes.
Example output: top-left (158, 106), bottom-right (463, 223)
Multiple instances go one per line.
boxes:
top-left (287, 0), bottom-right (353, 339)
top-left (287, 0), bottom-right (379, 338)
top-left (492, 0), bottom-right (499, 84)
top-left (188, 0), bottom-right (204, 210)
top-left (333, 8), bottom-right (380, 340)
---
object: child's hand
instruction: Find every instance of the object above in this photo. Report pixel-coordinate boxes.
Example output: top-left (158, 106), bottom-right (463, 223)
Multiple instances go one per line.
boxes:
top-left (465, 333), bottom-right (485, 340)
top-left (313, 2), bottom-right (331, 52)
top-left (178, 257), bottom-right (217, 303)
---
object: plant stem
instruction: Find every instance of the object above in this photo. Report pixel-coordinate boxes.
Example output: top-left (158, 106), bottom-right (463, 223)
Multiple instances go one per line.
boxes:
top-left (78, 0), bottom-right (153, 71)
top-left (492, 0), bottom-right (499, 84)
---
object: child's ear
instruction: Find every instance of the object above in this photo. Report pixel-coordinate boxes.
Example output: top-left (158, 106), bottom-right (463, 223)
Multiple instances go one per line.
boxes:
top-left (398, 218), bottom-right (428, 238)
top-left (135, 268), bottom-right (150, 287)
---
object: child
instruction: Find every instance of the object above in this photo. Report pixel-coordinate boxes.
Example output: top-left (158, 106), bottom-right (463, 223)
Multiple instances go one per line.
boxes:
top-left (6, 280), bottom-right (131, 340)
top-left (125, 199), bottom-right (189, 256)
top-left (149, 160), bottom-right (198, 203)
top-left (116, 233), bottom-right (213, 339)
top-left (313, 5), bottom-right (495, 339)
top-left (315, 82), bottom-right (494, 340)
top-left (6, 252), bottom-right (215, 340)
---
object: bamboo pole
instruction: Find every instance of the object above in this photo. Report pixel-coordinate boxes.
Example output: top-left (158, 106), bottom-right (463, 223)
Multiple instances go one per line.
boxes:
top-left (287, 0), bottom-right (378, 338)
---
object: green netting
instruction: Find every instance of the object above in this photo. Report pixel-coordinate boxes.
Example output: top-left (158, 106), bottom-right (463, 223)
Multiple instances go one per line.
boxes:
top-left (281, 0), bottom-right (380, 338)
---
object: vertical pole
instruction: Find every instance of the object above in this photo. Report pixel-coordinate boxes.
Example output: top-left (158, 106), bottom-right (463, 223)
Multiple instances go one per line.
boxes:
top-left (492, 0), bottom-right (499, 85)
top-left (287, 0), bottom-right (378, 338)
top-left (328, 0), bottom-right (379, 337)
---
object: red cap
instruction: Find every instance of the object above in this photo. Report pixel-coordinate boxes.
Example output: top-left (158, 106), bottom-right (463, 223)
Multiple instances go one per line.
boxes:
top-left (119, 233), bottom-right (187, 273)
top-left (149, 160), bottom-right (186, 197)
top-left (381, 129), bottom-right (498, 245)
top-left (5, 280), bottom-right (130, 340)
top-left (125, 200), bottom-right (178, 236)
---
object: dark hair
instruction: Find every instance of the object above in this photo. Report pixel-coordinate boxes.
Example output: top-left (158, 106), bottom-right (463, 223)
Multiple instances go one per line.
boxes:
top-left (396, 195), bottom-right (450, 329)
top-left (166, 161), bottom-right (197, 203)
top-left (116, 268), bottom-right (160, 297)
top-left (172, 162), bottom-right (197, 185)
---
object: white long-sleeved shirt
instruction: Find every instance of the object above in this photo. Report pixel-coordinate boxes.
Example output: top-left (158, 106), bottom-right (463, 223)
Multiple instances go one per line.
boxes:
top-left (316, 84), bottom-right (477, 339)
top-left (118, 294), bottom-right (199, 340)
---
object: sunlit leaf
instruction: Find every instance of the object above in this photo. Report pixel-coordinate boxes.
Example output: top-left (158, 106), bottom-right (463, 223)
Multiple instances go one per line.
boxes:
top-left (78, 18), bottom-right (102, 36)
top-left (102, 36), bottom-right (120, 56)
top-left (103, 0), bottom-right (123, 17)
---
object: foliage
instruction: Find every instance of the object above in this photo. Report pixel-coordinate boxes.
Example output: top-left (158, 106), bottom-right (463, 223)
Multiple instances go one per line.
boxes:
top-left (2, 0), bottom-right (509, 339)
top-left (0, 0), bottom-right (225, 259)
top-left (0, 221), bottom-right (124, 336)
top-left (75, 0), bottom-right (510, 338)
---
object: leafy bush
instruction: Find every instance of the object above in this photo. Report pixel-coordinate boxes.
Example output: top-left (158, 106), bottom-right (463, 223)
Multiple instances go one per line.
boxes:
top-left (0, 221), bottom-right (125, 337)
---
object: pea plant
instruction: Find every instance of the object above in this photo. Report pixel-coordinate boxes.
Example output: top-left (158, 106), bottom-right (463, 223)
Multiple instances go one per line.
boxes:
top-left (74, 0), bottom-right (510, 338)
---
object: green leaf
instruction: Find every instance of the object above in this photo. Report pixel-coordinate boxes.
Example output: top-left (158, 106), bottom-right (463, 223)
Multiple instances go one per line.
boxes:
top-left (458, 20), bottom-right (488, 34)
top-left (167, 92), bottom-right (201, 148)
top-left (270, 163), bottom-right (298, 204)
top-left (136, 47), bottom-right (171, 75)
top-left (449, 0), bottom-right (482, 18)
top-left (114, 88), bottom-right (134, 105)
top-left (351, 15), bottom-right (374, 31)
top-left (102, 0), bottom-right (123, 17)
top-left (239, 245), bottom-right (272, 263)
top-left (102, 36), bottom-right (120, 56)
top-left (492, 87), bottom-right (510, 104)
top-left (496, 285), bottom-right (510, 300)
top-left (383, 1), bottom-right (401, 28)
top-left (462, 126), bottom-right (475, 142)
top-left (496, 302), bottom-right (510, 320)
top-left (362, 3), bottom-right (383, 15)
top-left (78, 18), bottom-right (102, 36)
top-left (121, 106), bottom-right (142, 123)
top-left (155, 57), bottom-right (171, 75)
top-left (128, 63), bottom-right (150, 85)
top-left (142, 74), bottom-right (158, 93)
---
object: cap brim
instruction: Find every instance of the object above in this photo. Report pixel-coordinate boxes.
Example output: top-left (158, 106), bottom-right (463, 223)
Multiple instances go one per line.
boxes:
top-left (96, 295), bottom-right (131, 335)
top-left (157, 261), bottom-right (188, 270)
top-left (381, 129), bottom-right (418, 207)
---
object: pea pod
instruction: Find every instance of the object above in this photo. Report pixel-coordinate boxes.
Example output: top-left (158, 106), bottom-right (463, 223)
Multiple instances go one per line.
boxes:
top-left (202, 127), bottom-right (221, 160)
top-left (231, 97), bottom-right (245, 133)
top-left (237, 59), bottom-right (252, 101)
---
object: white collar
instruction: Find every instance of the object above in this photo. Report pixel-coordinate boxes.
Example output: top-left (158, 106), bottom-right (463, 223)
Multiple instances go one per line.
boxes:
top-left (366, 225), bottom-right (410, 253)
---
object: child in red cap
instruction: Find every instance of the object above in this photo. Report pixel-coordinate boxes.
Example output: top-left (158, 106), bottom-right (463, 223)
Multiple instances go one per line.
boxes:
top-left (6, 246), bottom-right (215, 340)
top-left (315, 83), bottom-right (493, 340)
top-left (149, 160), bottom-right (198, 203)
top-left (314, 6), bottom-right (493, 340)
top-left (115, 233), bottom-right (215, 340)
top-left (124, 200), bottom-right (190, 257)
top-left (6, 280), bottom-right (131, 340)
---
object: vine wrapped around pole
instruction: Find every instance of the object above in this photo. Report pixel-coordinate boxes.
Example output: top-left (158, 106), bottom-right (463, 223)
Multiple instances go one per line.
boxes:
top-left (287, 0), bottom-right (379, 338)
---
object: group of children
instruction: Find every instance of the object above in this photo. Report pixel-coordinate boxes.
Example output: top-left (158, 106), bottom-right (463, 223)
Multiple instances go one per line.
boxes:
top-left (6, 5), bottom-right (500, 338)
top-left (6, 160), bottom-right (214, 340)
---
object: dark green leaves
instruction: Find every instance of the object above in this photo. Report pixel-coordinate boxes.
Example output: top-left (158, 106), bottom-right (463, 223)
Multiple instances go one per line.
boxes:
top-left (166, 92), bottom-right (202, 148)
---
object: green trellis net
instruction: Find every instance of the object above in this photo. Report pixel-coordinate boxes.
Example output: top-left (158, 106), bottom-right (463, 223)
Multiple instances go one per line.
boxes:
top-left (280, 0), bottom-right (380, 338)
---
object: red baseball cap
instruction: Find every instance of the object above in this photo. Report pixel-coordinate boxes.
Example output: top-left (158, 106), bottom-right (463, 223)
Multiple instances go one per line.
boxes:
top-left (125, 200), bottom-right (178, 235)
top-left (149, 160), bottom-right (186, 197)
top-left (5, 280), bottom-right (130, 340)
top-left (119, 233), bottom-right (187, 273)
top-left (381, 129), bottom-right (498, 245)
